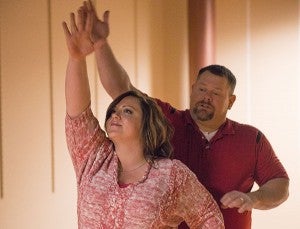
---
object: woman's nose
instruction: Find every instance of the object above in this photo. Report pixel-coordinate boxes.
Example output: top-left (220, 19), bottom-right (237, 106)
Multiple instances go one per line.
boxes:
top-left (111, 111), bottom-right (121, 119)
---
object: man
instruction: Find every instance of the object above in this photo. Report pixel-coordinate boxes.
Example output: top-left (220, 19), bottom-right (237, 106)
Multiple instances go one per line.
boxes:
top-left (82, 1), bottom-right (289, 228)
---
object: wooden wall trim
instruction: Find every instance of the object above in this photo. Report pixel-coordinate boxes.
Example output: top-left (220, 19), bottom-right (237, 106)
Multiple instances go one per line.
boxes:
top-left (47, 0), bottom-right (55, 193)
top-left (0, 10), bottom-right (3, 198)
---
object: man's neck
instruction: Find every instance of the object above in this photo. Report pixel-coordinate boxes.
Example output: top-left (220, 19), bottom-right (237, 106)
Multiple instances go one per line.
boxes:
top-left (196, 119), bottom-right (226, 133)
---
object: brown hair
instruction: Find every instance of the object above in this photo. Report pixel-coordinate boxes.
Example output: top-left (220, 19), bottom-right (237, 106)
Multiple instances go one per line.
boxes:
top-left (105, 90), bottom-right (174, 162)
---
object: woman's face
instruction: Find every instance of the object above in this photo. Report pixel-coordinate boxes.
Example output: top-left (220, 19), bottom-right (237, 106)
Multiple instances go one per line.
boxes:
top-left (106, 96), bottom-right (143, 142)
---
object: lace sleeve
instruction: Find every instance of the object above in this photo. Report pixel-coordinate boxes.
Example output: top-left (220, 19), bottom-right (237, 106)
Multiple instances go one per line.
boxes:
top-left (65, 106), bottom-right (109, 181)
top-left (169, 160), bottom-right (224, 228)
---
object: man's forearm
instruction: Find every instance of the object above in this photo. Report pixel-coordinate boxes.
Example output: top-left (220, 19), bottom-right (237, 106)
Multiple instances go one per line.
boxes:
top-left (248, 178), bottom-right (289, 210)
top-left (94, 39), bottom-right (133, 99)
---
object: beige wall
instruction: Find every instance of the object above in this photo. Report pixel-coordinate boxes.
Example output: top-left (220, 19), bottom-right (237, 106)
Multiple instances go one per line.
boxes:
top-left (215, 0), bottom-right (300, 228)
top-left (0, 0), bottom-right (299, 228)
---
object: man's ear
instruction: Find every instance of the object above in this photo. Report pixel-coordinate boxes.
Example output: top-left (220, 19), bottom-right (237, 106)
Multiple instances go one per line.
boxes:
top-left (228, 94), bottom-right (236, 110)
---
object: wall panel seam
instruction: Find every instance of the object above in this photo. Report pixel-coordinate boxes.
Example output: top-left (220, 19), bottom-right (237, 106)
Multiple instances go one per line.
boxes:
top-left (94, 0), bottom-right (99, 117)
top-left (0, 1), bottom-right (3, 199)
top-left (47, 0), bottom-right (55, 193)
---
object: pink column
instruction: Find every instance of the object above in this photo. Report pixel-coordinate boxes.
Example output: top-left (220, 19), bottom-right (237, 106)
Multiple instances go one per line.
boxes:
top-left (188, 0), bottom-right (215, 86)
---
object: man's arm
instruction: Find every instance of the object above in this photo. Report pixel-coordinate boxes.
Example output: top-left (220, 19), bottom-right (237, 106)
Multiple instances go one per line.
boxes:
top-left (220, 178), bottom-right (289, 213)
top-left (247, 177), bottom-right (289, 210)
top-left (94, 40), bottom-right (135, 99)
top-left (84, 0), bottom-right (136, 99)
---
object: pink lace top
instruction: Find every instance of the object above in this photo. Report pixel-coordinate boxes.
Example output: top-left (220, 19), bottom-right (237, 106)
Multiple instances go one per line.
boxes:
top-left (65, 107), bottom-right (224, 229)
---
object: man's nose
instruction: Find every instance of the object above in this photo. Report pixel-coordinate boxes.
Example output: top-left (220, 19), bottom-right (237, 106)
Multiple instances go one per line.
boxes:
top-left (203, 91), bottom-right (213, 101)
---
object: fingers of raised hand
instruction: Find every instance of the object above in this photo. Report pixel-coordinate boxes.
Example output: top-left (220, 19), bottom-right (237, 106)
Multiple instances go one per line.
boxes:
top-left (85, 12), bottom-right (93, 33)
top-left (62, 21), bottom-right (71, 38)
top-left (103, 10), bottom-right (109, 23)
top-left (87, 0), bottom-right (98, 16)
top-left (86, 0), bottom-right (92, 11)
top-left (70, 13), bottom-right (78, 33)
top-left (67, 7), bottom-right (92, 34)
top-left (77, 8), bottom-right (85, 31)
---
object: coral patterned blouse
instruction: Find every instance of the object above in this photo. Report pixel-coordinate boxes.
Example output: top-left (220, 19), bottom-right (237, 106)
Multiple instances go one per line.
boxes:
top-left (65, 107), bottom-right (224, 229)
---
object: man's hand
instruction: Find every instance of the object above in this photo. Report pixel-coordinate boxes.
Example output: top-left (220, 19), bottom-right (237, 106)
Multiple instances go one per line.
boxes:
top-left (220, 190), bottom-right (255, 213)
top-left (81, 0), bottom-right (110, 43)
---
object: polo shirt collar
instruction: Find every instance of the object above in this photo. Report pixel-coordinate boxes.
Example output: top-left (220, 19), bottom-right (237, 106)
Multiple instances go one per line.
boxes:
top-left (219, 119), bottom-right (235, 135)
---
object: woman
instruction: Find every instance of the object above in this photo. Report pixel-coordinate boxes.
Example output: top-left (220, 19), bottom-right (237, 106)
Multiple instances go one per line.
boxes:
top-left (63, 3), bottom-right (224, 228)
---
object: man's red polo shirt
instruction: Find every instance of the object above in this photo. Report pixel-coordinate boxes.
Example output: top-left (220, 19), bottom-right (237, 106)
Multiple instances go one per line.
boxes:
top-left (157, 99), bottom-right (289, 229)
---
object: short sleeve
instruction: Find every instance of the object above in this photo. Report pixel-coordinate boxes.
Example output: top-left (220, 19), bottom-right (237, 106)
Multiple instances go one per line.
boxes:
top-left (167, 160), bottom-right (224, 228)
top-left (254, 132), bottom-right (289, 186)
top-left (65, 106), bottom-right (110, 181)
top-left (155, 99), bottom-right (179, 119)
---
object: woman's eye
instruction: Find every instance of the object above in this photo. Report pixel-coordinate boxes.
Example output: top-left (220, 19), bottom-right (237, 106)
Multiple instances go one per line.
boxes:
top-left (123, 108), bottom-right (133, 114)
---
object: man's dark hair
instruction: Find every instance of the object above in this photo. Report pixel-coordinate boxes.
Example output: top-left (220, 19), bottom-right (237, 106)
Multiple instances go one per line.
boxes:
top-left (198, 64), bottom-right (237, 93)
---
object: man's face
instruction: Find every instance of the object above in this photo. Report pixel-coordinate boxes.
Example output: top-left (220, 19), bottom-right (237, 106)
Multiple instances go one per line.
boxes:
top-left (190, 71), bottom-right (236, 125)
